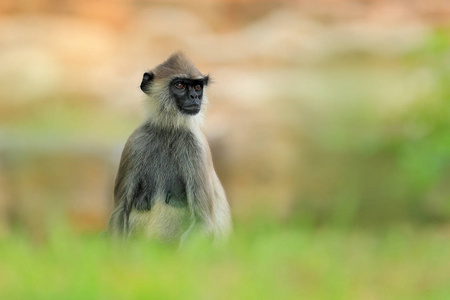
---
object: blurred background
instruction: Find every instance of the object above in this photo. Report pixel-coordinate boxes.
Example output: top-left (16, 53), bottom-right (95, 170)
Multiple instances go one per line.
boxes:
top-left (1, 0), bottom-right (450, 298)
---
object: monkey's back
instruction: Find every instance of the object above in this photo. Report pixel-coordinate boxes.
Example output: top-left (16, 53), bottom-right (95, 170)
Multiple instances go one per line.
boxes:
top-left (110, 122), bottom-right (203, 241)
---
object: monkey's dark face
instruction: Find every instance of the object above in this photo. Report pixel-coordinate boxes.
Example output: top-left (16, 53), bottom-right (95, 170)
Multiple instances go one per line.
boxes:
top-left (169, 78), bottom-right (206, 115)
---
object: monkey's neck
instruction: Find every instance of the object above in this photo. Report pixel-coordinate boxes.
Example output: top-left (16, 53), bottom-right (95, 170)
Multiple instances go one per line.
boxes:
top-left (143, 116), bottom-right (203, 136)
top-left (144, 110), bottom-right (204, 131)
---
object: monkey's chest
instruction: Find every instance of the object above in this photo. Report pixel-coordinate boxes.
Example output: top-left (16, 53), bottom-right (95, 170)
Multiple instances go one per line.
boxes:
top-left (130, 128), bottom-right (200, 211)
top-left (140, 151), bottom-right (190, 208)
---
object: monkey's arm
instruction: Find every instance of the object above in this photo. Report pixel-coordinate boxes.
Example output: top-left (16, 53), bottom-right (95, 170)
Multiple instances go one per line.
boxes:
top-left (199, 135), bottom-right (232, 240)
top-left (209, 161), bottom-right (232, 241)
top-left (109, 136), bottom-right (154, 236)
top-left (109, 180), bottom-right (151, 237)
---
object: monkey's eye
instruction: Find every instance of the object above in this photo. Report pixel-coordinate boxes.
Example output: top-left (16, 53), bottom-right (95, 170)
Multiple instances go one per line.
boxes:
top-left (175, 83), bottom-right (185, 89)
top-left (194, 85), bottom-right (201, 91)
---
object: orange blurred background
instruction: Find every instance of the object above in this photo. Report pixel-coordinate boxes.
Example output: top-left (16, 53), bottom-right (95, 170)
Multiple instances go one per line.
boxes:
top-left (1, 0), bottom-right (450, 241)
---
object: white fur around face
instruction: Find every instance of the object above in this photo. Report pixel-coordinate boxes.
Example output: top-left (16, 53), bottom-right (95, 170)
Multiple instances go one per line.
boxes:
top-left (143, 78), bottom-right (208, 130)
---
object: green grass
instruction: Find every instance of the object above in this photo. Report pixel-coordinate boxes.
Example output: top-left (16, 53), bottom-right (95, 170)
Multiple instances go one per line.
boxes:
top-left (1, 222), bottom-right (450, 300)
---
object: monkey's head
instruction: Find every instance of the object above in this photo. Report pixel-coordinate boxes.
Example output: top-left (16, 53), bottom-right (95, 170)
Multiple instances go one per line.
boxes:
top-left (140, 52), bottom-right (209, 127)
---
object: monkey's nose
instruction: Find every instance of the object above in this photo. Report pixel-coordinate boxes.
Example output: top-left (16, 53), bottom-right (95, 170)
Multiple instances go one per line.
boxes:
top-left (189, 94), bottom-right (198, 99)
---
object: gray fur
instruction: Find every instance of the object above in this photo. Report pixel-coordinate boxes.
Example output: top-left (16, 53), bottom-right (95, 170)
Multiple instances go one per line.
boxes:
top-left (152, 51), bottom-right (204, 80)
top-left (108, 53), bottom-right (231, 243)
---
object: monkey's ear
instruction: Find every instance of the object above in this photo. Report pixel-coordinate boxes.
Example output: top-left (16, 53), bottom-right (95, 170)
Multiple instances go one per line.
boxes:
top-left (140, 72), bottom-right (154, 93)
top-left (203, 75), bottom-right (210, 86)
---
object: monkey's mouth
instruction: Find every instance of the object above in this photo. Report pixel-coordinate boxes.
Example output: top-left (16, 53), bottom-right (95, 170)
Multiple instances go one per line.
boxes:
top-left (181, 105), bottom-right (201, 115)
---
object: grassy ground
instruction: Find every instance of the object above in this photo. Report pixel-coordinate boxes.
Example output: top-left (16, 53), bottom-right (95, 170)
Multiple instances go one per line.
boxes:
top-left (1, 221), bottom-right (450, 300)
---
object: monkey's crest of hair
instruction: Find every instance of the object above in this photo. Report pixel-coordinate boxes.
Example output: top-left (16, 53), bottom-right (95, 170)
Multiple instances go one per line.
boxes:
top-left (153, 51), bottom-right (205, 80)
top-left (143, 52), bottom-right (210, 129)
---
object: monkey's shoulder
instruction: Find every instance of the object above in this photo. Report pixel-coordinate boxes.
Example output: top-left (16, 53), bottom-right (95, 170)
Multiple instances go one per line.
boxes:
top-left (127, 124), bottom-right (201, 154)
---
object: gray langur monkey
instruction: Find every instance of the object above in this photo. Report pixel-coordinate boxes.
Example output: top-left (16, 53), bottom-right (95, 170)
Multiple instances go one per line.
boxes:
top-left (108, 52), bottom-right (232, 243)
